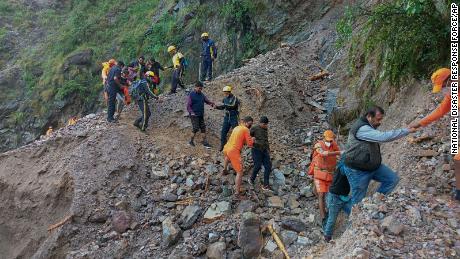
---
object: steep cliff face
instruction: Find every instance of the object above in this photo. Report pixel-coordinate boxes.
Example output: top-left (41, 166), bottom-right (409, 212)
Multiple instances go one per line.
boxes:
top-left (0, 0), bottom-right (343, 152)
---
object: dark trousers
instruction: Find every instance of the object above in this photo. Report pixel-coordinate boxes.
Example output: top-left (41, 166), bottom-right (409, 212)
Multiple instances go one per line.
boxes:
top-left (134, 99), bottom-right (151, 130)
top-left (251, 148), bottom-right (272, 186)
top-left (200, 58), bottom-right (213, 81)
top-left (220, 115), bottom-right (238, 149)
top-left (171, 68), bottom-right (185, 94)
top-left (107, 85), bottom-right (122, 121)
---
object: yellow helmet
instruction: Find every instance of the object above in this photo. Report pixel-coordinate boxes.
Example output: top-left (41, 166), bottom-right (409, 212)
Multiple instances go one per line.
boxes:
top-left (201, 32), bottom-right (209, 38)
top-left (223, 86), bottom-right (232, 92)
top-left (145, 71), bottom-right (155, 77)
top-left (167, 45), bottom-right (176, 53)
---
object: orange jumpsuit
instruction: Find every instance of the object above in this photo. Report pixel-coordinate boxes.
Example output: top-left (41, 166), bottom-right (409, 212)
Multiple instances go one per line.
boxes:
top-left (223, 125), bottom-right (254, 174)
top-left (419, 92), bottom-right (460, 161)
top-left (309, 140), bottom-right (340, 193)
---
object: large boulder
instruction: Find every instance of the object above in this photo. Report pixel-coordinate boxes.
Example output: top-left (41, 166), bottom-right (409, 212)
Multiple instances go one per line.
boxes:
top-left (179, 205), bottom-right (201, 229)
top-left (238, 212), bottom-right (263, 259)
top-left (206, 241), bottom-right (227, 259)
top-left (162, 217), bottom-right (182, 247)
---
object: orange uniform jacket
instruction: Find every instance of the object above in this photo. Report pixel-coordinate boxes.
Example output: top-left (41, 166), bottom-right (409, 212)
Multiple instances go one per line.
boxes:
top-left (224, 125), bottom-right (254, 152)
top-left (419, 92), bottom-right (460, 160)
top-left (309, 140), bottom-right (340, 182)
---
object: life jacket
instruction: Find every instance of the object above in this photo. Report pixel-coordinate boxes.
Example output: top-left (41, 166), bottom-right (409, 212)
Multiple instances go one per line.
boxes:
top-left (308, 140), bottom-right (339, 181)
top-left (102, 62), bottom-right (111, 79)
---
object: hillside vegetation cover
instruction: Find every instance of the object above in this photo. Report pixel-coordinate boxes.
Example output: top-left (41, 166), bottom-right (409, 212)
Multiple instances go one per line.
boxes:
top-left (337, 0), bottom-right (452, 86)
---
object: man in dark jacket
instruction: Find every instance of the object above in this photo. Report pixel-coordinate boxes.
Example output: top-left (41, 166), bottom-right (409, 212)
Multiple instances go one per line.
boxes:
top-left (249, 116), bottom-right (272, 191)
top-left (107, 61), bottom-right (125, 123)
top-left (342, 106), bottom-right (417, 205)
top-left (323, 162), bottom-right (351, 242)
top-left (215, 85), bottom-right (240, 151)
top-left (200, 32), bottom-right (217, 82)
top-left (130, 56), bottom-right (147, 80)
top-left (186, 81), bottom-right (215, 148)
top-left (131, 72), bottom-right (159, 131)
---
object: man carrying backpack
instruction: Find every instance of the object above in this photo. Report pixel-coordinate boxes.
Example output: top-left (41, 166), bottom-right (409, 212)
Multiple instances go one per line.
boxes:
top-left (130, 71), bottom-right (159, 131)
top-left (200, 32), bottom-right (217, 82)
top-left (167, 45), bottom-right (187, 94)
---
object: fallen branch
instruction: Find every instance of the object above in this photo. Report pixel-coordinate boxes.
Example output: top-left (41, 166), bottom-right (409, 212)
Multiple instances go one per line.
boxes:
top-left (308, 71), bottom-right (329, 81)
top-left (202, 215), bottom-right (225, 224)
top-left (175, 197), bottom-right (194, 205)
top-left (268, 224), bottom-right (291, 259)
top-left (48, 215), bottom-right (73, 233)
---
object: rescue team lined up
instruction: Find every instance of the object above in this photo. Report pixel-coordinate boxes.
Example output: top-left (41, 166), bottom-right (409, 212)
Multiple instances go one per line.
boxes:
top-left (57, 31), bottom-right (459, 242)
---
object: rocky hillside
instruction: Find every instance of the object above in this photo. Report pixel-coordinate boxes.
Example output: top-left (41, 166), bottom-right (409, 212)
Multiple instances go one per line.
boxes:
top-left (0, 0), bottom-right (340, 152)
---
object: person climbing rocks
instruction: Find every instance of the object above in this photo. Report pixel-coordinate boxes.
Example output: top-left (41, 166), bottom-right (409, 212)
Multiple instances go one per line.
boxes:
top-left (130, 56), bottom-right (147, 80)
top-left (130, 71), bottom-right (159, 132)
top-left (115, 68), bottom-right (131, 119)
top-left (222, 116), bottom-right (254, 199)
top-left (106, 61), bottom-right (125, 123)
top-left (215, 86), bottom-right (240, 151)
top-left (167, 45), bottom-right (186, 94)
top-left (323, 162), bottom-right (351, 242)
top-left (46, 126), bottom-right (53, 136)
top-left (308, 130), bottom-right (341, 223)
top-left (248, 116), bottom-right (272, 191)
top-left (67, 116), bottom-right (77, 126)
top-left (101, 59), bottom-right (117, 105)
top-left (408, 68), bottom-right (460, 202)
top-left (186, 81), bottom-right (215, 148)
top-left (146, 57), bottom-right (164, 92)
top-left (341, 106), bottom-right (418, 205)
top-left (200, 32), bottom-right (217, 82)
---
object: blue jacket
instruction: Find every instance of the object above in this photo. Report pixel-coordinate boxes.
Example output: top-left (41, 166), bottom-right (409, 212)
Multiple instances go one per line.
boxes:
top-left (201, 39), bottom-right (217, 59)
top-left (187, 91), bottom-right (214, 117)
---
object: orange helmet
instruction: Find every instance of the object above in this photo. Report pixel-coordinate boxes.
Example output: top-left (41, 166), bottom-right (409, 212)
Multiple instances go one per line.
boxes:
top-left (323, 130), bottom-right (335, 141)
top-left (431, 68), bottom-right (450, 93)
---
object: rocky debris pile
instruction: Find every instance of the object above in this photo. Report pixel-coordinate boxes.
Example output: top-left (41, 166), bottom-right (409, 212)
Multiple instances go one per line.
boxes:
top-left (313, 189), bottom-right (459, 258)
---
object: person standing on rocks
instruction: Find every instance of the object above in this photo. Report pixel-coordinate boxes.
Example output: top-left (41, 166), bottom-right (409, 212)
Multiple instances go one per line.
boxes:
top-left (215, 86), bottom-right (240, 151)
top-left (130, 71), bottom-right (159, 131)
top-left (248, 116), bottom-right (272, 191)
top-left (408, 68), bottom-right (460, 202)
top-left (199, 32), bottom-right (217, 82)
top-left (167, 45), bottom-right (186, 94)
top-left (308, 130), bottom-right (341, 223)
top-left (107, 61), bottom-right (125, 123)
top-left (323, 163), bottom-right (351, 242)
top-left (101, 58), bottom-right (117, 105)
top-left (222, 116), bottom-right (254, 199)
top-left (342, 106), bottom-right (417, 205)
top-left (130, 56), bottom-right (147, 80)
top-left (186, 81), bottom-right (215, 148)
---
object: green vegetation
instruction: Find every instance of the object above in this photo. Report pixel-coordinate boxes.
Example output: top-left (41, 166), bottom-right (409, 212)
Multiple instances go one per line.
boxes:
top-left (221, 0), bottom-right (267, 62)
top-left (337, 0), bottom-right (451, 86)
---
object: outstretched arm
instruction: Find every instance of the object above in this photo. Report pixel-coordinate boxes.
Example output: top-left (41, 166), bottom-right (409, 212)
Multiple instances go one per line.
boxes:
top-left (356, 125), bottom-right (410, 143)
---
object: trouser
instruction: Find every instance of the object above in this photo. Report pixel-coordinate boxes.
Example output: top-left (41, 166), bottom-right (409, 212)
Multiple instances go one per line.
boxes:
top-left (251, 148), bottom-right (272, 186)
top-left (134, 99), bottom-right (151, 130)
top-left (220, 114), bottom-right (239, 149)
top-left (107, 85), bottom-right (122, 121)
top-left (323, 192), bottom-right (352, 237)
top-left (200, 58), bottom-right (213, 81)
top-left (171, 68), bottom-right (185, 94)
top-left (116, 93), bottom-right (124, 114)
top-left (343, 164), bottom-right (400, 205)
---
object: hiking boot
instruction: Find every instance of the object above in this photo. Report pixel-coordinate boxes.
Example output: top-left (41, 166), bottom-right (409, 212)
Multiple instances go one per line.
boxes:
top-left (261, 185), bottom-right (271, 191)
top-left (189, 140), bottom-right (195, 147)
top-left (107, 119), bottom-right (117, 123)
top-left (203, 142), bottom-right (211, 149)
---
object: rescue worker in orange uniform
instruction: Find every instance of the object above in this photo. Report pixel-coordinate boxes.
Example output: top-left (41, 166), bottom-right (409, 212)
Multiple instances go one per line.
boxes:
top-left (308, 130), bottom-right (342, 223)
top-left (409, 68), bottom-right (460, 201)
top-left (222, 116), bottom-right (255, 199)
